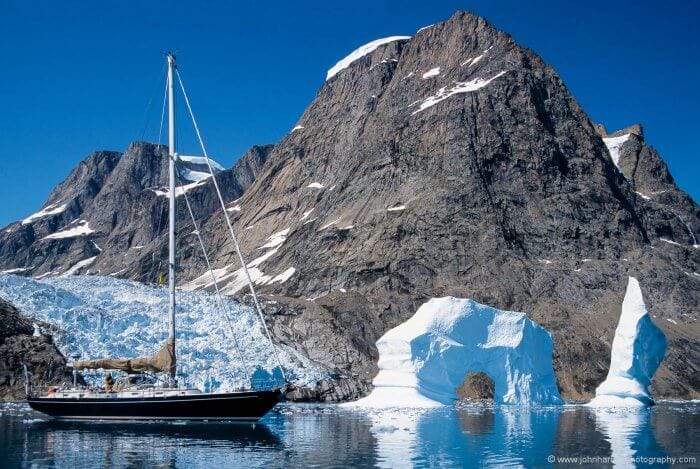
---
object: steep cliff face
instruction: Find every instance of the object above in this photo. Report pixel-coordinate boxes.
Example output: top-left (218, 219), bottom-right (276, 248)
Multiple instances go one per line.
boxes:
top-left (0, 11), bottom-right (697, 401)
top-left (0, 143), bottom-right (272, 282)
top-left (0, 298), bottom-right (75, 401)
top-left (195, 12), bottom-right (698, 400)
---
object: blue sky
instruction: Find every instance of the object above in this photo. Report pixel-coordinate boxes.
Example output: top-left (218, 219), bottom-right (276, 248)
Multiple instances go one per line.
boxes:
top-left (1, 0), bottom-right (698, 226)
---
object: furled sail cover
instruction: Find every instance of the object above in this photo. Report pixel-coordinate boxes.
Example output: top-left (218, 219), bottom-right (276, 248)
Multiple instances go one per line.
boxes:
top-left (73, 339), bottom-right (175, 374)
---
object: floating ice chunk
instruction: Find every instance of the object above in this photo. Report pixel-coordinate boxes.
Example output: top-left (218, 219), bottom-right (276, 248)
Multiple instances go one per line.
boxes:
top-left (326, 36), bottom-right (411, 80)
top-left (345, 296), bottom-right (563, 408)
top-left (43, 220), bottom-right (94, 240)
top-left (22, 203), bottom-right (68, 225)
top-left (411, 71), bottom-right (507, 115)
top-left (602, 134), bottom-right (631, 167)
top-left (422, 67), bottom-right (440, 79)
top-left (588, 277), bottom-right (667, 407)
top-left (387, 205), bottom-right (406, 212)
top-left (307, 182), bottom-right (325, 189)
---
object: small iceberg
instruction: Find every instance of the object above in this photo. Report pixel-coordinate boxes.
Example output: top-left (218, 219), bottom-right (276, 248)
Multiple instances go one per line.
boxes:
top-left (344, 296), bottom-right (563, 408)
top-left (589, 277), bottom-right (667, 407)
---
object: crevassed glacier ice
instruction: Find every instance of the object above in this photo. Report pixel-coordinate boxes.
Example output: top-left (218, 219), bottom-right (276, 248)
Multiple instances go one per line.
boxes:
top-left (0, 274), bottom-right (326, 391)
top-left (345, 296), bottom-right (563, 408)
top-left (589, 277), bottom-right (667, 407)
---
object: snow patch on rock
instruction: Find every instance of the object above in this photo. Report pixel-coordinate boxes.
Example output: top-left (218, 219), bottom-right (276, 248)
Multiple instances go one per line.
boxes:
top-left (326, 36), bottom-right (411, 80)
top-left (345, 296), bottom-right (563, 408)
top-left (422, 67), bottom-right (441, 79)
top-left (589, 277), bottom-right (667, 407)
top-left (411, 71), bottom-right (507, 115)
top-left (602, 134), bottom-right (631, 167)
top-left (22, 203), bottom-right (68, 225)
top-left (43, 220), bottom-right (94, 240)
top-left (62, 256), bottom-right (98, 276)
top-left (177, 155), bottom-right (225, 171)
top-left (307, 182), bottom-right (325, 189)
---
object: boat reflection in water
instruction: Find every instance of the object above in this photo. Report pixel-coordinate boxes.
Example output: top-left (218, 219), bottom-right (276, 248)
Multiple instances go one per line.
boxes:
top-left (1, 402), bottom-right (696, 467)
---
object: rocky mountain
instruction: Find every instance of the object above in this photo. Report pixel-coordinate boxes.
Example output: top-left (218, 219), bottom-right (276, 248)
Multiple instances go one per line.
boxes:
top-left (0, 143), bottom-right (272, 281)
top-left (0, 297), bottom-right (76, 400)
top-left (0, 11), bottom-right (697, 401)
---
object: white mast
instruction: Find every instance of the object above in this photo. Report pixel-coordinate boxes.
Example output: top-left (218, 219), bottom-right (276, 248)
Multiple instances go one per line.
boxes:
top-left (167, 53), bottom-right (177, 385)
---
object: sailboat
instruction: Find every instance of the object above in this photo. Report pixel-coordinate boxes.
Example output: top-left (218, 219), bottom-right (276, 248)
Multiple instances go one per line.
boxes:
top-left (26, 53), bottom-right (285, 421)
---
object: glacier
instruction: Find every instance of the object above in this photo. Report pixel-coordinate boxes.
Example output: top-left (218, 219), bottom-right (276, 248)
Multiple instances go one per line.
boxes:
top-left (589, 277), bottom-right (667, 407)
top-left (0, 274), bottom-right (327, 392)
top-left (345, 296), bottom-right (563, 408)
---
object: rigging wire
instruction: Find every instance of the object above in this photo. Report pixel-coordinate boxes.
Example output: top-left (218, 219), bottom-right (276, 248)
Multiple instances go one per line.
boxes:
top-left (157, 73), bottom-right (168, 146)
top-left (174, 68), bottom-right (288, 384)
top-left (172, 158), bottom-right (252, 383)
top-left (139, 62), bottom-right (168, 142)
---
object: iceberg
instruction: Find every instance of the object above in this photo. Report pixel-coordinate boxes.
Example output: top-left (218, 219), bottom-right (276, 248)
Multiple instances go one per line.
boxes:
top-left (589, 277), bottom-right (667, 407)
top-left (345, 296), bottom-right (563, 408)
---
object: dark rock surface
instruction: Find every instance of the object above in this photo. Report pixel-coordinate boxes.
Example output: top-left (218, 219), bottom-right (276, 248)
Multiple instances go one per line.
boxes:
top-left (0, 143), bottom-right (272, 282)
top-left (457, 372), bottom-right (495, 402)
top-left (0, 298), bottom-right (76, 401)
top-left (201, 11), bottom-right (698, 400)
top-left (0, 11), bottom-right (697, 401)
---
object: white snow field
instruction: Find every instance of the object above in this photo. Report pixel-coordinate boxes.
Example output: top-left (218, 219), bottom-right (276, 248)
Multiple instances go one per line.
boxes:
top-left (345, 296), bottom-right (563, 408)
top-left (326, 36), bottom-right (411, 80)
top-left (0, 274), bottom-right (326, 391)
top-left (589, 277), bottom-right (667, 407)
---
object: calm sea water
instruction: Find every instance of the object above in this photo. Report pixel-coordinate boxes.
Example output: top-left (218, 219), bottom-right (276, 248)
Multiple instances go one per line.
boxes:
top-left (0, 402), bottom-right (697, 468)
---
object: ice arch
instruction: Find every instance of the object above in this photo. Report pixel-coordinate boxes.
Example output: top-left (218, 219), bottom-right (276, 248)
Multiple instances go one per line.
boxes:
top-left (346, 297), bottom-right (563, 408)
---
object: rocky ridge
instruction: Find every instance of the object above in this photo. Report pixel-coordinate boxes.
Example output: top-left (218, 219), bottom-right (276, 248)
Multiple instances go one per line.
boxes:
top-left (0, 11), bottom-right (697, 401)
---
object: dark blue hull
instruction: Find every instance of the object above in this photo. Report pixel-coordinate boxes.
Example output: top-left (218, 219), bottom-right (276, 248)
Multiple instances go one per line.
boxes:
top-left (27, 389), bottom-right (281, 421)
